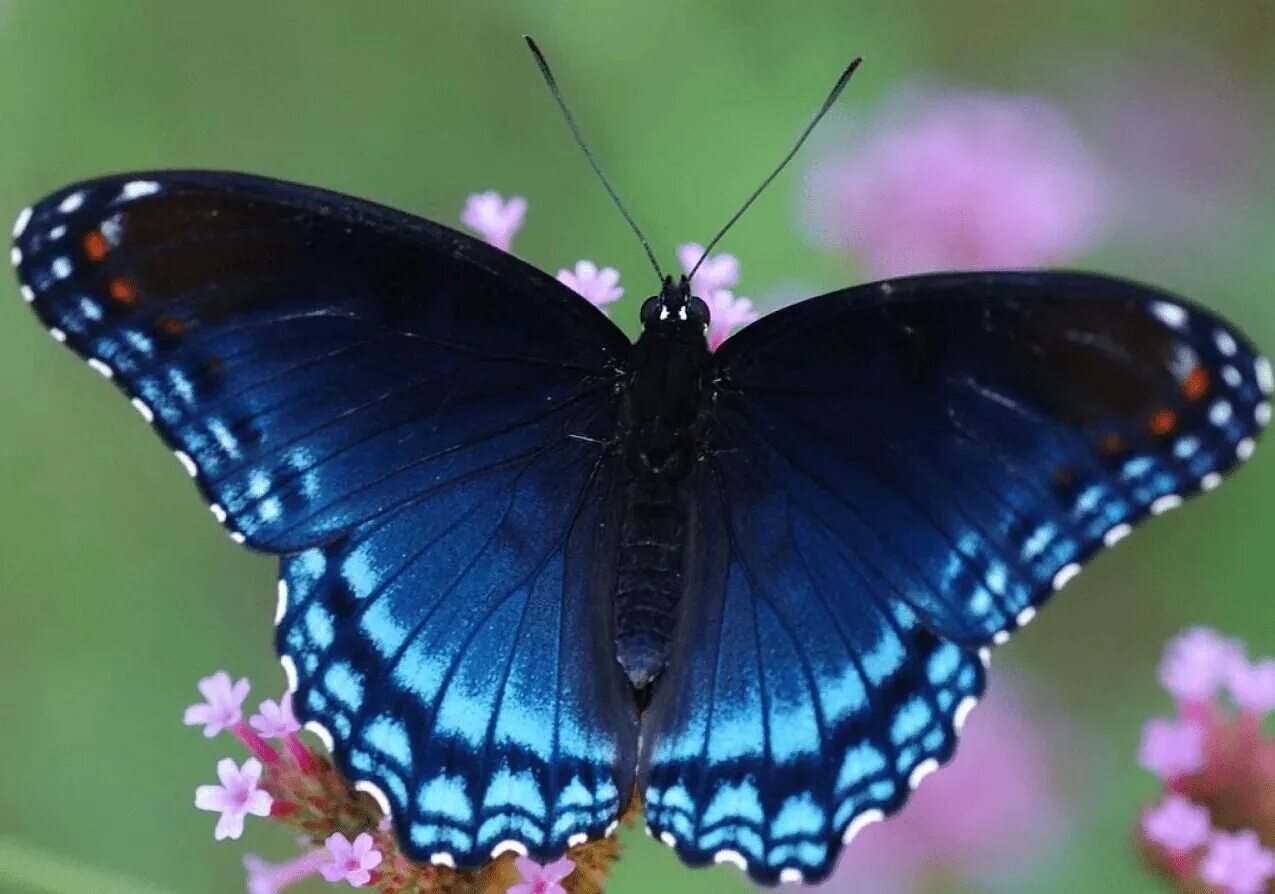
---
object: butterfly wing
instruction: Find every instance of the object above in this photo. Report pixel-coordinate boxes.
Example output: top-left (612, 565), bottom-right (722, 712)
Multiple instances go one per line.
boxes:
top-left (11, 171), bottom-right (628, 551)
top-left (640, 271), bottom-right (1269, 884)
top-left (12, 172), bottom-right (638, 863)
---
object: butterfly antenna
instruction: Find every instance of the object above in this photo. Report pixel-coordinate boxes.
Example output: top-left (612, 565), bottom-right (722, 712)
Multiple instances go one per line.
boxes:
top-left (524, 35), bottom-right (665, 281)
top-left (689, 57), bottom-right (862, 280)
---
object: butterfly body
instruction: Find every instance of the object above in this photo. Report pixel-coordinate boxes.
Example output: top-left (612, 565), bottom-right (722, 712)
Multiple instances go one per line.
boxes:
top-left (13, 171), bottom-right (1270, 885)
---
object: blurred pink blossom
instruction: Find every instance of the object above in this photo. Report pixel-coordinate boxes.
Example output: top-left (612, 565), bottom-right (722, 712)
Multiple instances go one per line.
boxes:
top-left (194, 757), bottom-right (273, 840)
top-left (704, 291), bottom-right (759, 351)
top-left (803, 89), bottom-right (1111, 277)
top-left (1227, 659), bottom-right (1275, 717)
top-left (321, 832), bottom-right (383, 887)
top-left (1138, 717), bottom-right (1207, 780)
top-left (243, 850), bottom-right (329, 894)
top-left (184, 670), bottom-right (250, 738)
top-left (677, 242), bottom-right (740, 299)
top-left (556, 260), bottom-right (624, 310)
top-left (461, 191), bottom-right (527, 252)
top-left (1142, 795), bottom-right (1211, 855)
top-left (1158, 626), bottom-right (1246, 706)
top-left (250, 693), bottom-right (301, 739)
top-left (800, 680), bottom-right (1065, 892)
top-left (1200, 831), bottom-right (1275, 894)
top-left (509, 855), bottom-right (575, 894)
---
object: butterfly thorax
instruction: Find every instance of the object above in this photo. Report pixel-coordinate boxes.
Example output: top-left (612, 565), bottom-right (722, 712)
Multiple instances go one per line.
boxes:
top-left (613, 280), bottom-right (712, 689)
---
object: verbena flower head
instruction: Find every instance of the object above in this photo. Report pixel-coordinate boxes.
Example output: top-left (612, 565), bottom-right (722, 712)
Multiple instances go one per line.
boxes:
top-left (556, 261), bottom-right (623, 311)
top-left (803, 88), bottom-right (1111, 277)
top-left (194, 757), bottom-right (273, 840)
top-left (183, 669), bottom-right (250, 737)
top-left (676, 243), bottom-right (758, 350)
top-left (321, 832), bottom-right (384, 887)
top-left (461, 191), bottom-right (527, 252)
top-left (509, 856), bottom-right (576, 894)
top-left (800, 681), bottom-right (1065, 892)
top-left (1136, 627), bottom-right (1275, 892)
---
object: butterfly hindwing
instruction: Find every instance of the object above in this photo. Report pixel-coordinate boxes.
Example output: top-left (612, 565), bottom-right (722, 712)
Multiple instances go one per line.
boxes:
top-left (11, 171), bottom-right (629, 552)
top-left (640, 272), bottom-right (1268, 883)
top-left (278, 394), bottom-right (637, 867)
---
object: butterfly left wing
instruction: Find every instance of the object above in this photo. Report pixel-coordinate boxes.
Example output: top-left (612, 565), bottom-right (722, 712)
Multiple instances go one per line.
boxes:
top-left (640, 272), bottom-right (1269, 884)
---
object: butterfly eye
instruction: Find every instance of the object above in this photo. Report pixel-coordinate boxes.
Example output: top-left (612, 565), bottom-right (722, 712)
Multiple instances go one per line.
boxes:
top-left (640, 296), bottom-right (661, 325)
top-left (688, 297), bottom-right (710, 326)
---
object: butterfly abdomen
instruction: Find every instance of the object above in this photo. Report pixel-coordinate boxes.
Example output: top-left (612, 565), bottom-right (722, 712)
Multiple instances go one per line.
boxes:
top-left (614, 477), bottom-right (691, 688)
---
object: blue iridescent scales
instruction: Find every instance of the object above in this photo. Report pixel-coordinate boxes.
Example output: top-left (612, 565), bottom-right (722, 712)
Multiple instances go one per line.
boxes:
top-left (13, 172), bottom-right (1271, 886)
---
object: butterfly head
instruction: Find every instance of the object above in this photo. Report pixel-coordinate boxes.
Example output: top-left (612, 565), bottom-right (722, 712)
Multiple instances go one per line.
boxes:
top-left (640, 275), bottom-right (710, 339)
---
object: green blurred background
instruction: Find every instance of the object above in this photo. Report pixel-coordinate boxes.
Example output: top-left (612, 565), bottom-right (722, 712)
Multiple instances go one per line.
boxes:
top-left (1, 2), bottom-right (1273, 892)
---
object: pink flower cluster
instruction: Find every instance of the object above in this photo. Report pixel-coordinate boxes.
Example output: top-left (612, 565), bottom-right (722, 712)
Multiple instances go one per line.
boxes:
top-left (459, 192), bottom-right (758, 350)
top-left (183, 670), bottom-right (585, 893)
top-left (1138, 628), bottom-right (1275, 894)
top-left (803, 88), bottom-right (1112, 278)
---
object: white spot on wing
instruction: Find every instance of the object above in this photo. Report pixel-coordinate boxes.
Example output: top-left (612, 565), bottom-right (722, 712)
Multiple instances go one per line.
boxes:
top-left (1209, 400), bottom-right (1233, 427)
top-left (1223, 365), bottom-right (1242, 387)
top-left (229, 531), bottom-right (246, 544)
top-left (51, 256), bottom-right (72, 279)
top-left (210, 503), bottom-right (227, 523)
top-left (977, 647), bottom-right (992, 668)
top-left (430, 853), bottom-right (455, 868)
top-left (1015, 606), bottom-right (1037, 628)
top-left (280, 655), bottom-right (298, 693)
top-left (13, 206), bottom-right (32, 238)
top-left (304, 720), bottom-right (334, 753)
top-left (10, 246), bottom-right (21, 266)
top-left (1257, 357), bottom-right (1274, 395)
top-left (842, 808), bottom-right (885, 845)
top-left (567, 832), bottom-right (588, 847)
top-left (658, 831), bottom-right (676, 847)
top-left (908, 758), bottom-right (940, 790)
top-left (275, 580), bottom-right (289, 626)
top-left (1237, 438), bottom-right (1256, 460)
top-left (712, 850), bottom-right (748, 871)
top-left (605, 820), bottom-right (619, 837)
top-left (1103, 523), bottom-right (1132, 546)
top-left (779, 868), bottom-right (805, 884)
top-left (1215, 329), bottom-right (1238, 356)
top-left (174, 450), bottom-right (198, 478)
top-left (1151, 301), bottom-right (1187, 329)
top-left (58, 191), bottom-right (85, 213)
top-left (130, 397), bottom-right (154, 423)
top-left (49, 327), bottom-right (66, 343)
top-left (1150, 494), bottom-right (1183, 515)
top-left (1257, 403), bottom-right (1272, 427)
top-left (87, 358), bottom-right (113, 379)
top-left (20, 285), bottom-right (34, 303)
top-left (490, 840), bottom-right (528, 858)
top-left (121, 180), bottom-right (161, 200)
top-left (354, 780), bottom-right (391, 816)
top-left (1200, 472), bottom-right (1223, 491)
top-left (1052, 562), bottom-right (1081, 591)
top-left (953, 695), bottom-right (979, 732)
top-left (992, 630), bottom-right (1010, 646)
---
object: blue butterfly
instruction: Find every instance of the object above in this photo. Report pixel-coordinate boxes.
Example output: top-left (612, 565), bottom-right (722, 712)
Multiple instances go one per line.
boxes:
top-left (12, 168), bottom-right (1269, 884)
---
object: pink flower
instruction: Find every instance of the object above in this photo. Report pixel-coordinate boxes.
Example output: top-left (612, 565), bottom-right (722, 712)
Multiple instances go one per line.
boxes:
top-left (461, 191), bottom-right (527, 252)
top-left (183, 670), bottom-right (250, 738)
top-left (1159, 627), bottom-right (1246, 704)
top-left (320, 832), bottom-right (382, 887)
top-left (243, 851), bottom-right (330, 894)
top-left (249, 693), bottom-right (301, 739)
top-left (557, 260), bottom-right (623, 310)
top-left (677, 242), bottom-right (740, 299)
top-left (1226, 658), bottom-right (1275, 716)
top-left (806, 681), bottom-right (1064, 891)
top-left (803, 89), bottom-right (1111, 277)
top-left (705, 291), bottom-right (759, 351)
top-left (1138, 717), bottom-right (1206, 780)
top-left (194, 758), bottom-right (273, 840)
top-left (1200, 830), bottom-right (1275, 894)
top-left (1142, 795), bottom-right (1211, 854)
top-left (509, 856), bottom-right (575, 894)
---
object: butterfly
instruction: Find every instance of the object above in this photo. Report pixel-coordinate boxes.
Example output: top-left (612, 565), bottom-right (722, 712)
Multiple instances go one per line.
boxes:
top-left (11, 169), bottom-right (1269, 885)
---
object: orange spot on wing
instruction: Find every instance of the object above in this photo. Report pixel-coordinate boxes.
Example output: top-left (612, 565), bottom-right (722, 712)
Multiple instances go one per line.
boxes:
top-left (1149, 408), bottom-right (1177, 436)
top-left (82, 230), bottom-right (109, 261)
top-left (156, 315), bottom-right (185, 336)
top-left (108, 278), bottom-right (136, 304)
top-left (1182, 367), bottom-right (1209, 402)
top-left (1098, 433), bottom-right (1127, 455)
